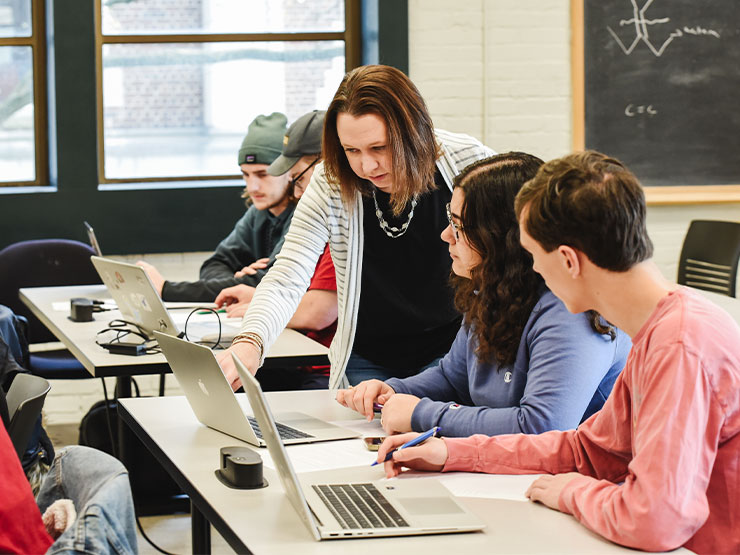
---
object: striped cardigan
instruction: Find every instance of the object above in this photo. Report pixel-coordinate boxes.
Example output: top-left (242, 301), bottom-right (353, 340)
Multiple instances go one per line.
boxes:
top-left (240, 129), bottom-right (495, 389)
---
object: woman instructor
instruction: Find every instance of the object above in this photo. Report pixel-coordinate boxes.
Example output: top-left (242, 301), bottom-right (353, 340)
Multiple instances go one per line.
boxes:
top-left (218, 65), bottom-right (494, 389)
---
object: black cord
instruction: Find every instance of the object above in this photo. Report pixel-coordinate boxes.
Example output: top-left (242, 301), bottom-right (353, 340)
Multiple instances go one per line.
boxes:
top-left (135, 517), bottom-right (179, 555)
top-left (183, 307), bottom-right (222, 350)
top-left (95, 320), bottom-right (160, 354)
top-left (101, 380), bottom-right (178, 555)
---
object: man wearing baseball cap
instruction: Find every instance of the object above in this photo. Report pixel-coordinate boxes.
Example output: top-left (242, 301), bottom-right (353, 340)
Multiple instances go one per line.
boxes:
top-left (138, 112), bottom-right (297, 302)
top-left (215, 110), bottom-right (337, 390)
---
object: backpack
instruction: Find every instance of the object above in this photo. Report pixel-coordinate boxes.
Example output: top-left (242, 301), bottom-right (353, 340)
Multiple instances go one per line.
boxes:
top-left (78, 393), bottom-right (186, 513)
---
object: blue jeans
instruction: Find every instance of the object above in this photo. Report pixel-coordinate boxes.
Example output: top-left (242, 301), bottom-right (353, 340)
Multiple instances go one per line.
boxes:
top-left (344, 352), bottom-right (443, 386)
top-left (36, 446), bottom-right (138, 555)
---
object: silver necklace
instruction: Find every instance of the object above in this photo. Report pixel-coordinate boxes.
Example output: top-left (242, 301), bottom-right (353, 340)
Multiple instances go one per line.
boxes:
top-left (372, 190), bottom-right (419, 239)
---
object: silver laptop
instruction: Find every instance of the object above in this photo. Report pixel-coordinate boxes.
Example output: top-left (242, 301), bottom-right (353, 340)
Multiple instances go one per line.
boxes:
top-left (84, 221), bottom-right (102, 256)
top-left (155, 332), bottom-right (359, 447)
top-left (91, 256), bottom-right (180, 339)
top-left (233, 353), bottom-right (486, 540)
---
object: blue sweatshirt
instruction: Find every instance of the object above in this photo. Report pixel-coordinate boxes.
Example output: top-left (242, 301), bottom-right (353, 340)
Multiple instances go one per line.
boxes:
top-left (385, 291), bottom-right (630, 437)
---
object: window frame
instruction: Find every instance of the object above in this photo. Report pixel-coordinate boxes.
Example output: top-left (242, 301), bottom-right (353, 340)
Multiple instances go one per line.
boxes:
top-left (0, 0), bottom-right (48, 187)
top-left (93, 0), bottom-right (361, 186)
top-left (0, 0), bottom-right (407, 256)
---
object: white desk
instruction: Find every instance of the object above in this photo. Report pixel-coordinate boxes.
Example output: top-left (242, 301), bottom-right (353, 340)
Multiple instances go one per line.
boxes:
top-left (119, 392), bottom-right (677, 555)
top-left (19, 285), bottom-right (329, 379)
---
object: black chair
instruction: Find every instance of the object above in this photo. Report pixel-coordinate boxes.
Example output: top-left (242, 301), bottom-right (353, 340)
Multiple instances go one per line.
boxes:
top-left (0, 239), bottom-right (102, 378)
top-left (677, 220), bottom-right (740, 297)
top-left (6, 373), bottom-right (51, 459)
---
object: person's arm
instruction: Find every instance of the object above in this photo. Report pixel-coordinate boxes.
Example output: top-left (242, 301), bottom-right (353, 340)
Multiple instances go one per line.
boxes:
top-left (288, 289), bottom-right (337, 332)
top-left (218, 166), bottom-right (332, 385)
top-left (409, 296), bottom-right (629, 437)
top-left (551, 345), bottom-right (718, 551)
top-left (287, 245), bottom-right (338, 332)
top-left (199, 208), bottom-right (262, 283)
top-left (443, 344), bottom-right (717, 551)
top-left (161, 275), bottom-right (253, 303)
top-left (385, 324), bottom-right (471, 402)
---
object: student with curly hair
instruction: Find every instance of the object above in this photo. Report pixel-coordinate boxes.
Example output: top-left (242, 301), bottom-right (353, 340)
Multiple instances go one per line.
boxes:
top-left (337, 152), bottom-right (630, 437)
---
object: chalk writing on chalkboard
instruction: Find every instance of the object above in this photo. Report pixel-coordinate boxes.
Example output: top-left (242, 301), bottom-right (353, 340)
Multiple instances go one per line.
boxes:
top-left (606, 0), bottom-right (721, 57)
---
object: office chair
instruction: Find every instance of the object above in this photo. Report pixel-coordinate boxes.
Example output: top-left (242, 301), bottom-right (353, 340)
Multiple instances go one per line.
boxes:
top-left (6, 373), bottom-right (51, 459)
top-left (0, 239), bottom-right (101, 378)
top-left (677, 220), bottom-right (740, 297)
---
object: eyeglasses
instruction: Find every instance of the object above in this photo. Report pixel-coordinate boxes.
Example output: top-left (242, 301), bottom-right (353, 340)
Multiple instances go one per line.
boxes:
top-left (289, 157), bottom-right (320, 195)
top-left (445, 203), bottom-right (463, 240)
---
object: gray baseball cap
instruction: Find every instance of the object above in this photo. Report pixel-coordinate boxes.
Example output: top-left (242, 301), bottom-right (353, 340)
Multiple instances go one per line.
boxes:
top-left (267, 110), bottom-right (326, 176)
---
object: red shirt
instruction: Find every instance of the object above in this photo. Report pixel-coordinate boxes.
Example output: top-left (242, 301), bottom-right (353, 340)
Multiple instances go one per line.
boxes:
top-left (305, 244), bottom-right (337, 348)
top-left (443, 288), bottom-right (740, 554)
top-left (0, 424), bottom-right (54, 554)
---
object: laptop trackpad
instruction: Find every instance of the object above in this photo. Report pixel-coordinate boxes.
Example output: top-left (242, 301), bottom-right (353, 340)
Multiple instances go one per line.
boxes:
top-left (398, 497), bottom-right (464, 515)
top-left (278, 413), bottom-right (333, 430)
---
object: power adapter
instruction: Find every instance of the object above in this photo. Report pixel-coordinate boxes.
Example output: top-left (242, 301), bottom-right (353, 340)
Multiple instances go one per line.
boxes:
top-left (101, 341), bottom-right (147, 356)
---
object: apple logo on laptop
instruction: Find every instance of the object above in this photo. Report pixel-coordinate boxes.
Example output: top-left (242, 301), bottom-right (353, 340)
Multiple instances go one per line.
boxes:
top-left (198, 379), bottom-right (209, 396)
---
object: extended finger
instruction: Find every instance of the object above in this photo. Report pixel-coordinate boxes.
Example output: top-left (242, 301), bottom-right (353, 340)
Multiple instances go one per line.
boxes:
top-left (335, 389), bottom-right (349, 407)
top-left (363, 386), bottom-right (377, 421)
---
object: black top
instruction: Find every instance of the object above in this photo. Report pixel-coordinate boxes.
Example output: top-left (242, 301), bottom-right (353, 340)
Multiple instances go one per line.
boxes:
top-left (353, 172), bottom-right (461, 374)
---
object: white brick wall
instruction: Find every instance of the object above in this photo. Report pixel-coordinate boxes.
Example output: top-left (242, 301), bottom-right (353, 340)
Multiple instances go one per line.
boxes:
top-left (43, 252), bottom-right (208, 425)
top-left (408, 0), bottom-right (740, 281)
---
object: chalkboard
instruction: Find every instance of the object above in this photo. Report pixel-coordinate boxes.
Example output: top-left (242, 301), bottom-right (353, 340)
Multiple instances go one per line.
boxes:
top-left (577, 0), bottom-right (740, 191)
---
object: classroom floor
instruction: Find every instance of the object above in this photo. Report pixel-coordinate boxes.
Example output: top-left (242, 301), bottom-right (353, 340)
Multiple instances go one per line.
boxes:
top-left (46, 423), bottom-right (236, 554)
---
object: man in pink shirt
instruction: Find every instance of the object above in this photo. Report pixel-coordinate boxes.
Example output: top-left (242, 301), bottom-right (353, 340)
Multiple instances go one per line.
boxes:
top-left (376, 151), bottom-right (740, 554)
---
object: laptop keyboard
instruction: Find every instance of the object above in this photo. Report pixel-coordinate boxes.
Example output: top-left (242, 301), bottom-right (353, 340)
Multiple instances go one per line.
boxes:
top-left (246, 416), bottom-right (313, 440)
top-left (312, 483), bottom-right (409, 529)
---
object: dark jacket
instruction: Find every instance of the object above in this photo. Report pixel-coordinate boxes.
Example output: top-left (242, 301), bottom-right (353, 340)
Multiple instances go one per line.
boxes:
top-left (162, 203), bottom-right (297, 302)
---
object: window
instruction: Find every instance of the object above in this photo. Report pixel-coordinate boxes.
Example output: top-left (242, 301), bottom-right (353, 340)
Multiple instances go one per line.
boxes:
top-left (96, 0), bottom-right (360, 184)
top-left (0, 0), bottom-right (46, 187)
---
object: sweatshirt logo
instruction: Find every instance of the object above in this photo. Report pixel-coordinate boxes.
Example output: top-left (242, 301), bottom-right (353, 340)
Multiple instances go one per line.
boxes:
top-left (504, 371), bottom-right (512, 383)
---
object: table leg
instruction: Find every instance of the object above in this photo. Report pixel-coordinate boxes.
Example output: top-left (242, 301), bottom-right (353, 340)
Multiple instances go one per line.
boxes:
top-left (191, 501), bottom-right (211, 554)
top-left (115, 376), bottom-right (133, 466)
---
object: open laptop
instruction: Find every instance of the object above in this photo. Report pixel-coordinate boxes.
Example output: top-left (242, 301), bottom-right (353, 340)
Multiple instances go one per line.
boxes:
top-left (232, 353), bottom-right (485, 540)
top-left (90, 256), bottom-right (239, 343)
top-left (84, 221), bottom-right (103, 256)
top-left (91, 256), bottom-right (180, 339)
top-left (155, 332), bottom-right (358, 447)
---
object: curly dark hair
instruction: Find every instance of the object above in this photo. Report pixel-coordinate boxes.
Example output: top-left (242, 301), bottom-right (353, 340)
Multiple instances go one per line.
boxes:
top-left (454, 153), bottom-right (616, 367)
top-left (451, 153), bottom-right (546, 366)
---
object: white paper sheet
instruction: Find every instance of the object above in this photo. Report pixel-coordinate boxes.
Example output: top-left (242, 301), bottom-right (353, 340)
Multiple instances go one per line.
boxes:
top-left (169, 311), bottom-right (242, 342)
top-left (260, 439), bottom-right (375, 473)
top-left (395, 470), bottom-right (544, 502)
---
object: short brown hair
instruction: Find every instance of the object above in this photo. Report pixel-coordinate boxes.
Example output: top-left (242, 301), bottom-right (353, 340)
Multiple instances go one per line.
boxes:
top-left (515, 150), bottom-right (653, 271)
top-left (323, 65), bottom-right (440, 215)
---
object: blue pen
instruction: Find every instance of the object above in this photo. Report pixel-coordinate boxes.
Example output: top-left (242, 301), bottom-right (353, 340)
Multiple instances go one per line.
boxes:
top-left (370, 426), bottom-right (441, 466)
